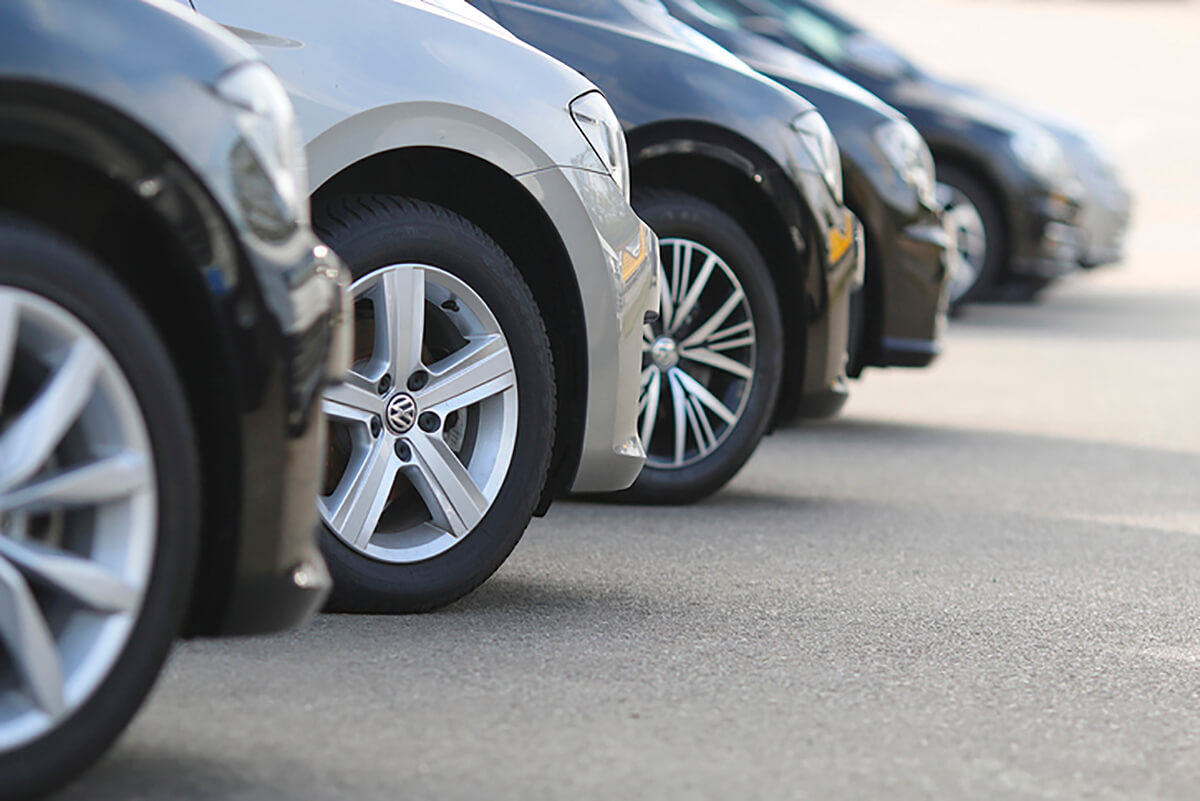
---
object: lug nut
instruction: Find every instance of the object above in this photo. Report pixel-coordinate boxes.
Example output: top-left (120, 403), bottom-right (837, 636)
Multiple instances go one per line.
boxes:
top-left (394, 440), bottom-right (412, 461)
top-left (370, 416), bottom-right (383, 437)
top-left (407, 370), bottom-right (428, 391)
top-left (377, 374), bottom-right (393, 395)
top-left (418, 412), bottom-right (440, 432)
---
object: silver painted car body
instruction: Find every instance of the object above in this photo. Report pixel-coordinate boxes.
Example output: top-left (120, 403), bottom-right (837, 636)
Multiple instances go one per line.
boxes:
top-left (189, 0), bottom-right (660, 492)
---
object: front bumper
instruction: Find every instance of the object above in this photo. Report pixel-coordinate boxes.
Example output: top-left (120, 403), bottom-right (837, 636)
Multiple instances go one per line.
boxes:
top-left (875, 216), bottom-right (952, 369)
top-left (517, 165), bottom-right (659, 494)
top-left (800, 209), bottom-right (862, 414)
top-left (216, 236), bottom-right (350, 636)
top-left (1011, 187), bottom-right (1083, 280)
top-left (1079, 186), bottom-right (1132, 267)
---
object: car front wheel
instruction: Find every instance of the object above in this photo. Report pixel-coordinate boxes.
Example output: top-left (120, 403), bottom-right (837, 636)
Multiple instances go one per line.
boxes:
top-left (0, 217), bottom-right (199, 798)
top-left (936, 162), bottom-right (1005, 306)
top-left (615, 190), bottom-right (783, 505)
top-left (313, 196), bottom-right (554, 612)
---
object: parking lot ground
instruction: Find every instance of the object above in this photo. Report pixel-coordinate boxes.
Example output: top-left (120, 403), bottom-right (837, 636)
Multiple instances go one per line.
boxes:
top-left (55, 1), bottom-right (1200, 799)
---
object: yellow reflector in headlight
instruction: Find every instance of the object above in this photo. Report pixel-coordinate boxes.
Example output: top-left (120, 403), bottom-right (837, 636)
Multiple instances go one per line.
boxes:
top-left (621, 225), bottom-right (648, 283)
top-left (827, 210), bottom-right (856, 265)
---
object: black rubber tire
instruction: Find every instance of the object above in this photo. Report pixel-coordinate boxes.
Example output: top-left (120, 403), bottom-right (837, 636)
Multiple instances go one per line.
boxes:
top-left (0, 216), bottom-right (200, 800)
top-left (614, 189), bottom-right (783, 505)
top-left (313, 195), bottom-right (554, 613)
top-left (936, 161), bottom-right (1007, 307)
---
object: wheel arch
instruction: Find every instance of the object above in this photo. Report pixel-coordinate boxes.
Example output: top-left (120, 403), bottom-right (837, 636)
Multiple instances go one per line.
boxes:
top-left (311, 145), bottom-right (589, 512)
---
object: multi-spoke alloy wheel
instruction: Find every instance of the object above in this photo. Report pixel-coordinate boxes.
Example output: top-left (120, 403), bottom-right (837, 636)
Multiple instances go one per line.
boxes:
top-left (322, 263), bottom-right (518, 563)
top-left (640, 239), bottom-right (755, 469)
top-left (0, 217), bottom-right (198, 799)
top-left (314, 196), bottom-right (553, 612)
top-left (0, 287), bottom-right (155, 753)
top-left (617, 190), bottom-right (783, 505)
top-left (935, 163), bottom-right (1005, 306)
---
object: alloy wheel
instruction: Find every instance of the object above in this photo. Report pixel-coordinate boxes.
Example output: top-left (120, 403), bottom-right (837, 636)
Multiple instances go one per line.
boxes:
top-left (638, 238), bottom-right (756, 469)
top-left (0, 287), bottom-right (156, 751)
top-left (937, 182), bottom-right (988, 303)
top-left (320, 264), bottom-right (518, 564)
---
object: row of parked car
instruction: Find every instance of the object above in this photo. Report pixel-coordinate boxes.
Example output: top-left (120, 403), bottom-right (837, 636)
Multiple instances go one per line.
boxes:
top-left (0, 0), bottom-right (1130, 796)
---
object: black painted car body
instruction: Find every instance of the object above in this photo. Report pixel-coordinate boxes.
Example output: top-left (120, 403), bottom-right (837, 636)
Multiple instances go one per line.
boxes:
top-left (706, 0), bottom-right (1094, 302)
top-left (0, 0), bottom-right (346, 639)
top-left (0, 1), bottom-right (350, 794)
top-left (470, 0), bottom-right (861, 420)
top-left (663, 0), bottom-right (951, 375)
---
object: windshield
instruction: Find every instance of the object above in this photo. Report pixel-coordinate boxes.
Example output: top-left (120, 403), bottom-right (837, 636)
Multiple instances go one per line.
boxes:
top-left (778, 3), bottom-right (847, 62)
top-left (753, 0), bottom-right (915, 76)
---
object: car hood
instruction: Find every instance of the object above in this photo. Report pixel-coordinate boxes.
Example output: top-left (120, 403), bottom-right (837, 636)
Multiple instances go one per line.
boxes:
top-left (889, 73), bottom-right (1051, 138)
top-left (0, 0), bottom-right (253, 88)
top-left (702, 21), bottom-right (896, 120)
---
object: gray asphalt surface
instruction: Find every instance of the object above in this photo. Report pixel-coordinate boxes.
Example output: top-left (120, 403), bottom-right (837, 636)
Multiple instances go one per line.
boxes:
top-left (56, 1), bottom-right (1200, 798)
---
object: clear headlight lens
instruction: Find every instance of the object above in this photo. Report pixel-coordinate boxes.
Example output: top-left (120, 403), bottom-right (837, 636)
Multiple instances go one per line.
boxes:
top-left (1009, 125), bottom-right (1069, 183)
top-left (570, 91), bottom-right (630, 202)
top-left (873, 119), bottom-right (936, 207)
top-left (792, 110), bottom-right (843, 204)
top-left (216, 62), bottom-right (308, 243)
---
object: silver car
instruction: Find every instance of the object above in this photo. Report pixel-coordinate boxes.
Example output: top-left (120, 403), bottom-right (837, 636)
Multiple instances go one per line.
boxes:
top-left (188, 0), bottom-right (659, 612)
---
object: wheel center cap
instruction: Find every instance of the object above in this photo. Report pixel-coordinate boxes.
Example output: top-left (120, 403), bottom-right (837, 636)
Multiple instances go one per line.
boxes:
top-left (385, 392), bottom-right (418, 434)
top-left (650, 337), bottom-right (680, 370)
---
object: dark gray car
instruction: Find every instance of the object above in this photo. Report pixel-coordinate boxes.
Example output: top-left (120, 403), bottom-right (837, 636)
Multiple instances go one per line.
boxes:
top-left (663, 0), bottom-right (953, 379)
top-left (472, 0), bottom-right (863, 502)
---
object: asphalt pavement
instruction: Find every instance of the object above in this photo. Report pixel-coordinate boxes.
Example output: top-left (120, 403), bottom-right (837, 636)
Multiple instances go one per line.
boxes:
top-left (55, 1), bottom-right (1200, 799)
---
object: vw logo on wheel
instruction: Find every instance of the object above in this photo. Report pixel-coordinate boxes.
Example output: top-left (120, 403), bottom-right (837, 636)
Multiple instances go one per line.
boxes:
top-left (385, 392), bottom-right (418, 434)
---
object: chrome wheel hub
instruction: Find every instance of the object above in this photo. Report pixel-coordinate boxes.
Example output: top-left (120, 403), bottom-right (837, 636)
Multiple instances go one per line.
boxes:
top-left (649, 337), bottom-right (680, 370)
top-left (638, 238), bottom-right (756, 470)
top-left (0, 287), bottom-right (156, 752)
top-left (321, 264), bottom-right (518, 564)
top-left (384, 392), bottom-right (417, 435)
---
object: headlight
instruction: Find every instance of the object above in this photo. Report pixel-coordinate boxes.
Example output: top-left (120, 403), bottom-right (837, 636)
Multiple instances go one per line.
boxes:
top-left (570, 91), bottom-right (630, 202)
top-left (792, 110), bottom-right (843, 204)
top-left (1009, 125), bottom-right (1069, 183)
top-left (873, 119), bottom-right (936, 207)
top-left (216, 62), bottom-right (308, 243)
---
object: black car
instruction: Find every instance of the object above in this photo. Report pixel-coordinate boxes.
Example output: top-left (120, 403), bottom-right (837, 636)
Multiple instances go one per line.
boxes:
top-left (663, 0), bottom-right (952, 378)
top-left (710, 0), bottom-right (1091, 304)
top-left (472, 0), bottom-right (864, 501)
top-left (0, 0), bottom-right (349, 796)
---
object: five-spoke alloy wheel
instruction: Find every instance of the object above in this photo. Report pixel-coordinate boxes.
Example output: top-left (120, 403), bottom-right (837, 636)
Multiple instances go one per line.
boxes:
top-left (322, 264), bottom-right (519, 563)
top-left (315, 196), bottom-right (553, 612)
